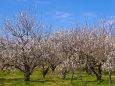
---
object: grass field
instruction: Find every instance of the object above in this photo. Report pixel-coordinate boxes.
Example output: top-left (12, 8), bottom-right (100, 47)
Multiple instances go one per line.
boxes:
top-left (0, 69), bottom-right (115, 86)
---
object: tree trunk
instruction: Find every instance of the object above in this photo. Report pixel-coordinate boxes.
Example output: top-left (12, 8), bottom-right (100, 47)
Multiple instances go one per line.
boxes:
top-left (90, 64), bottom-right (102, 81)
top-left (79, 70), bottom-right (83, 86)
top-left (80, 75), bottom-right (83, 86)
top-left (24, 64), bottom-right (31, 81)
top-left (42, 66), bottom-right (49, 78)
top-left (96, 73), bottom-right (101, 81)
top-left (71, 71), bottom-right (74, 83)
top-left (62, 73), bottom-right (66, 79)
top-left (62, 70), bottom-right (68, 79)
top-left (50, 64), bottom-right (56, 72)
top-left (24, 73), bottom-right (30, 81)
top-left (85, 66), bottom-right (92, 76)
top-left (109, 70), bottom-right (112, 86)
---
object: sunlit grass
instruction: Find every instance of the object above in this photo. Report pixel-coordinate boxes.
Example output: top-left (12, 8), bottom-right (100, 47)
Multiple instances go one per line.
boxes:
top-left (0, 69), bottom-right (115, 86)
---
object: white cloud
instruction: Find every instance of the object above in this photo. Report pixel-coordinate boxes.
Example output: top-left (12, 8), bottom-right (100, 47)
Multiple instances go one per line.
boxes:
top-left (55, 11), bottom-right (71, 18)
top-left (83, 12), bottom-right (97, 17)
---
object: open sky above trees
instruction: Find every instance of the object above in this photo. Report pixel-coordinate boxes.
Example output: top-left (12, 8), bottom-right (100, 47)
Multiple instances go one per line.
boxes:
top-left (0, 0), bottom-right (115, 31)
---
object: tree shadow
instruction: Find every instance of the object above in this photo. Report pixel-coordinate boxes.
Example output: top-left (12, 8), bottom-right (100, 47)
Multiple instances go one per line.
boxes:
top-left (84, 80), bottom-right (97, 86)
top-left (31, 79), bottom-right (56, 83)
top-left (0, 78), bottom-right (24, 81)
top-left (0, 78), bottom-right (24, 86)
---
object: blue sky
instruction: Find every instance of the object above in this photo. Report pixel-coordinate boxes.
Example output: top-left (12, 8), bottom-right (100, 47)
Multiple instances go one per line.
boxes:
top-left (0, 0), bottom-right (115, 31)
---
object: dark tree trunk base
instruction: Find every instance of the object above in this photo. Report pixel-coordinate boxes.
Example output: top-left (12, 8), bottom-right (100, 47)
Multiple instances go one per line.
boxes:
top-left (71, 72), bottom-right (74, 83)
top-left (96, 74), bottom-right (101, 81)
top-left (90, 64), bottom-right (102, 81)
top-left (25, 77), bottom-right (30, 81)
top-left (109, 70), bottom-right (112, 86)
top-left (42, 66), bottom-right (49, 78)
top-left (62, 70), bottom-right (68, 79)
top-left (24, 75), bottom-right (30, 81)
top-left (50, 64), bottom-right (56, 72)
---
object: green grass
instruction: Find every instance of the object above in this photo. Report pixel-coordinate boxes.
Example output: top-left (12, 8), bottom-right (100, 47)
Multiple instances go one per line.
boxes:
top-left (0, 69), bottom-right (115, 86)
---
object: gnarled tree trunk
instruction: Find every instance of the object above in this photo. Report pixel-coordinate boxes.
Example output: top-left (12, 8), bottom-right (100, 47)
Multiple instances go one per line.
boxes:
top-left (50, 64), bottom-right (56, 72)
top-left (90, 64), bottom-right (102, 81)
top-left (24, 73), bottom-right (30, 81)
